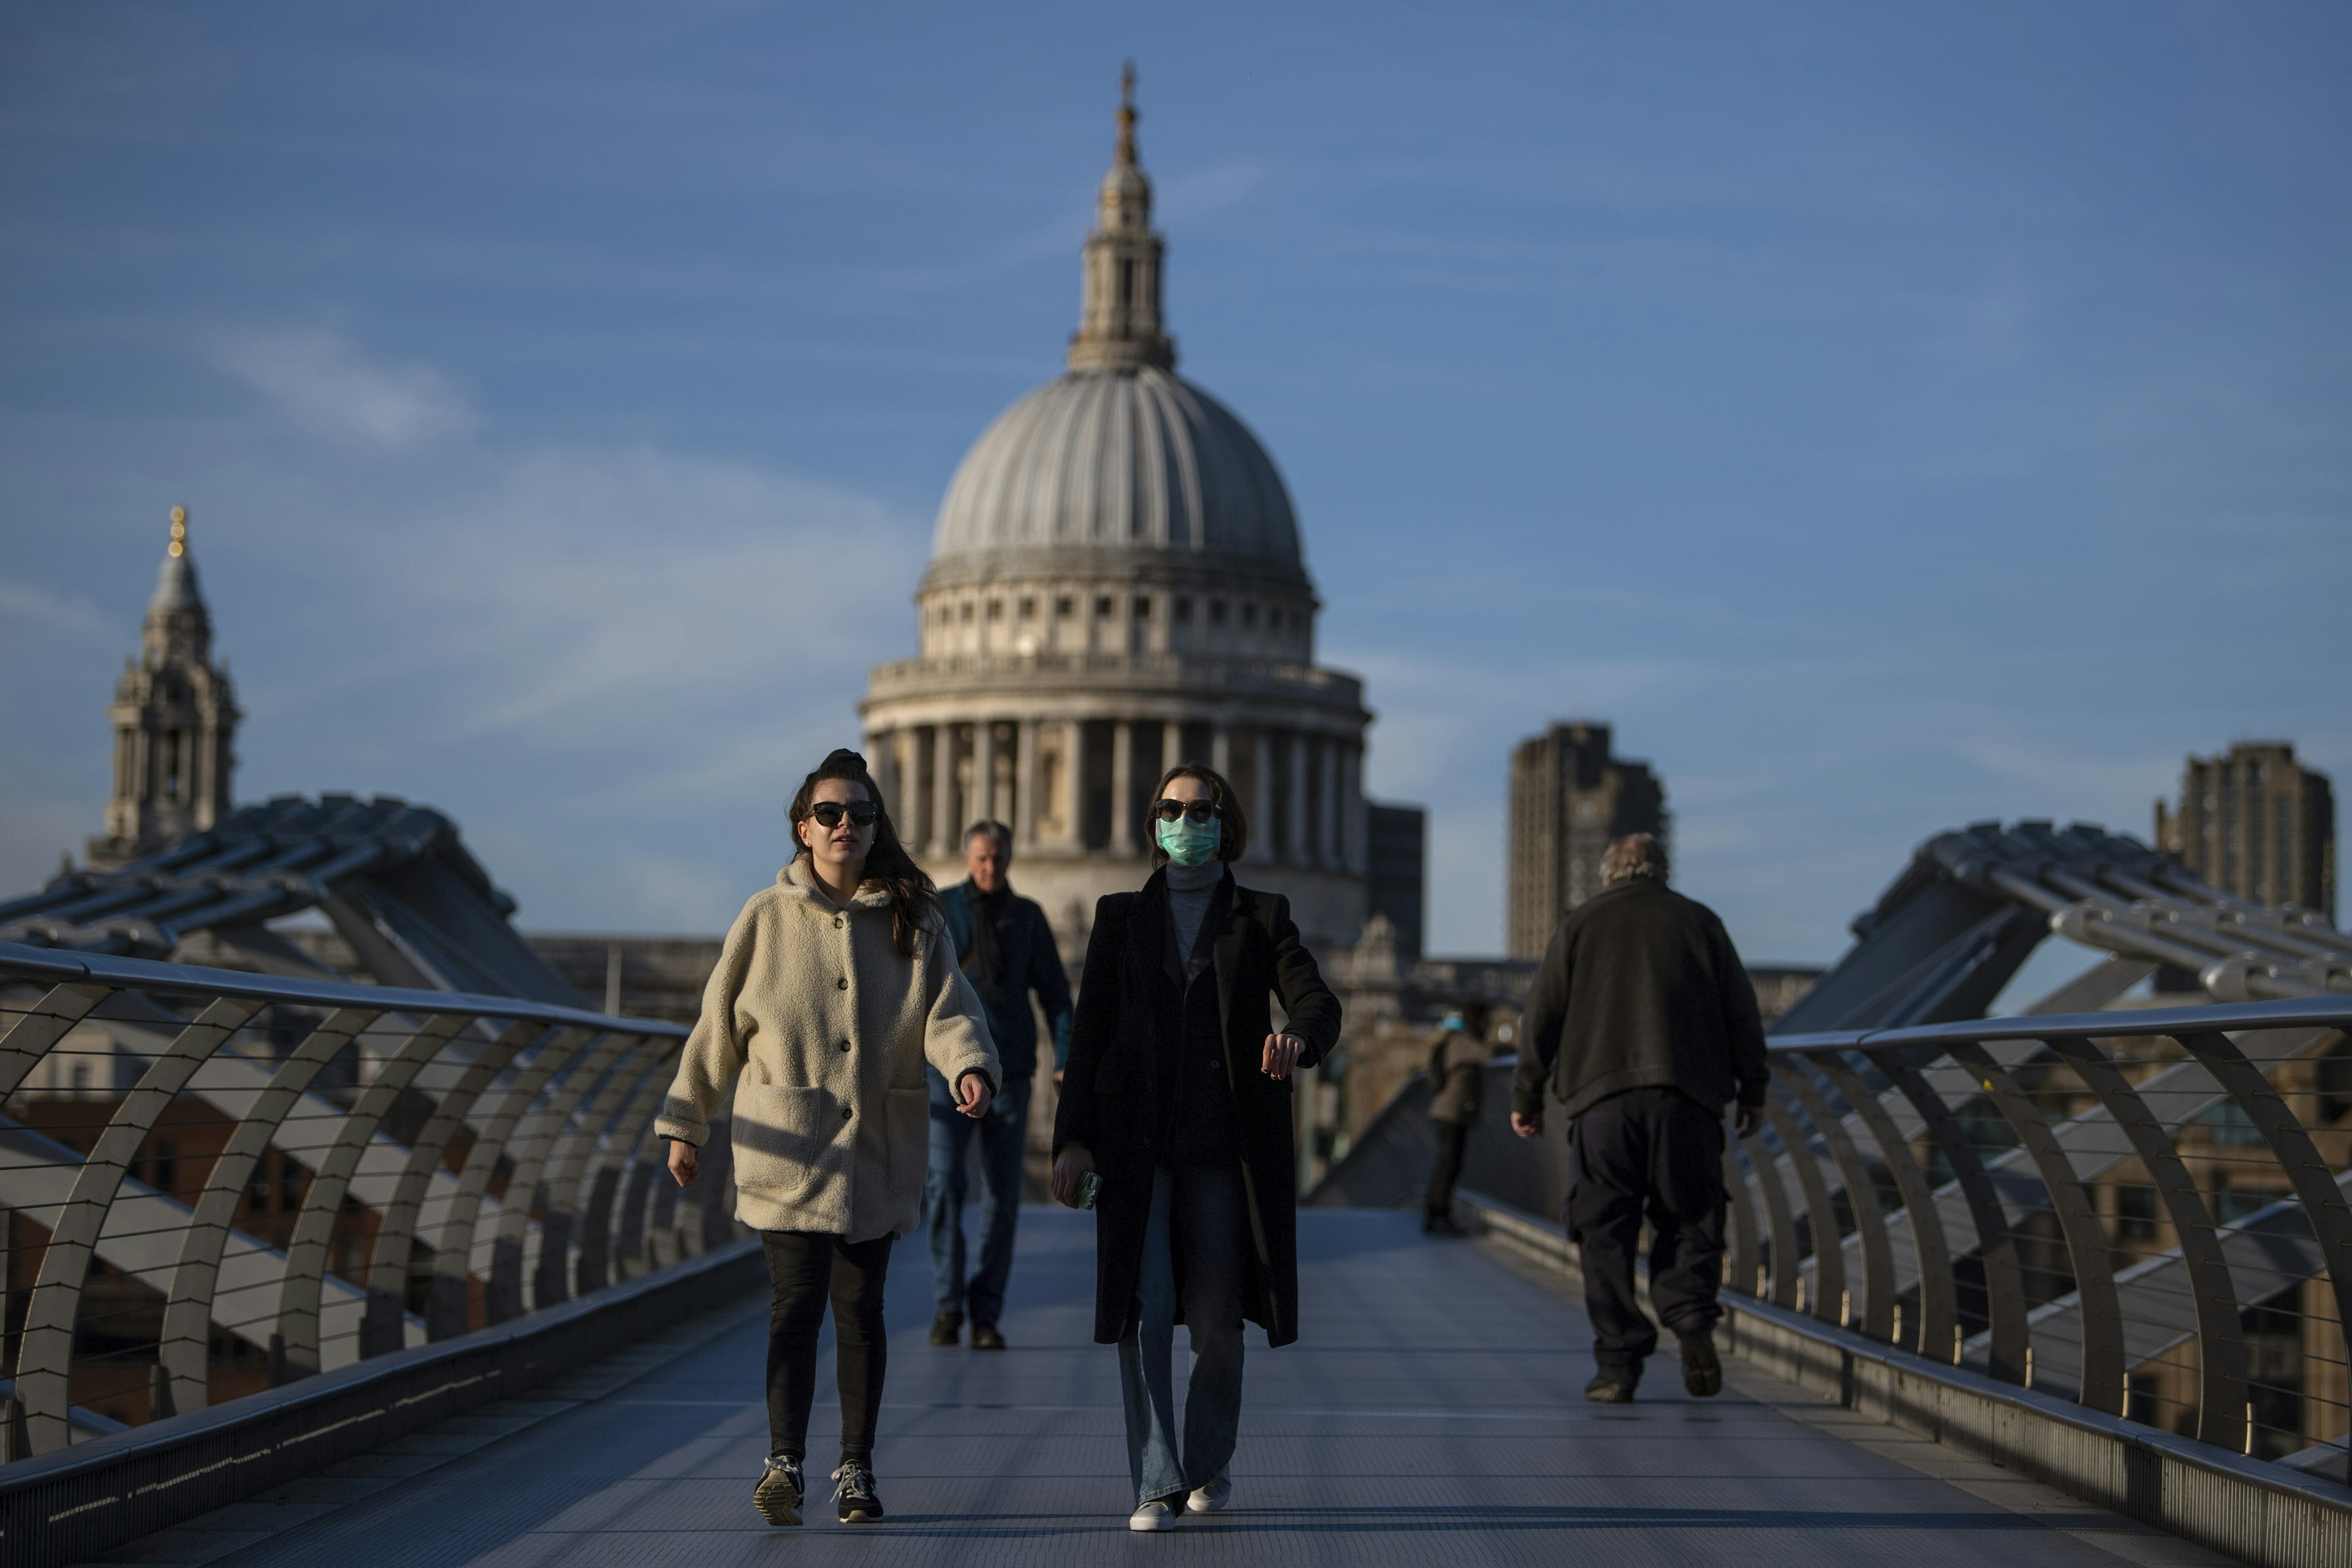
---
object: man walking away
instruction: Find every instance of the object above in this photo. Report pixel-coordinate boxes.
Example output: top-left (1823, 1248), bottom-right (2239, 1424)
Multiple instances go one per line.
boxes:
top-left (929, 820), bottom-right (1075, 1350)
top-left (1423, 1002), bottom-right (1491, 1235)
top-left (1510, 832), bottom-right (1766, 1404)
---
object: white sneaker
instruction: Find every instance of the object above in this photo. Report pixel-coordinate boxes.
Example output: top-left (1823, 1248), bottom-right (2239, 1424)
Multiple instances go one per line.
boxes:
top-left (1185, 1476), bottom-right (1232, 1514)
top-left (1129, 1499), bottom-right (1180, 1532)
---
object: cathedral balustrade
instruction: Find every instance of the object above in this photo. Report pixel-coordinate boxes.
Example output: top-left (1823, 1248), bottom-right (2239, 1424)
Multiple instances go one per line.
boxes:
top-left (0, 943), bottom-right (723, 1460)
top-left (864, 650), bottom-right (1363, 704)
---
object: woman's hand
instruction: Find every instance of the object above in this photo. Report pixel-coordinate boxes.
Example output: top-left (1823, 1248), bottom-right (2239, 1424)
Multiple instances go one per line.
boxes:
top-left (666, 1139), bottom-right (700, 1188)
top-left (1261, 1031), bottom-right (1305, 1080)
top-left (1051, 1142), bottom-right (1096, 1207)
top-left (957, 1069), bottom-right (994, 1119)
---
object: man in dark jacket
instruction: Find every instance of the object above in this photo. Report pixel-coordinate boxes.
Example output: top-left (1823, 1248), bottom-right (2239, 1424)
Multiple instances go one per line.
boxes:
top-left (1423, 1001), bottom-right (1491, 1235)
top-left (928, 820), bottom-right (1074, 1350)
top-left (1512, 832), bottom-right (1768, 1403)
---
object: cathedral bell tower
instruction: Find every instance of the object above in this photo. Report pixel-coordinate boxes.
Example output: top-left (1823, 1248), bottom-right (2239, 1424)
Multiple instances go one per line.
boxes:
top-left (88, 506), bottom-right (241, 867)
top-left (1066, 62), bottom-right (1175, 373)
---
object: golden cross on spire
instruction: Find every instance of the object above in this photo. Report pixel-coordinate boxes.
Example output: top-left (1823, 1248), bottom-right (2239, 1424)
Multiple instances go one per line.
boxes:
top-left (168, 504), bottom-right (188, 558)
top-left (1115, 59), bottom-right (1138, 164)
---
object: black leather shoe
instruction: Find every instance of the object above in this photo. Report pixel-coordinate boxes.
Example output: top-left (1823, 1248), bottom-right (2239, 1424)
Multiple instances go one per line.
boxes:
top-left (970, 1322), bottom-right (1007, 1351)
top-left (1423, 1212), bottom-right (1470, 1236)
top-left (1679, 1332), bottom-right (1723, 1397)
top-left (1584, 1373), bottom-right (1638, 1404)
top-left (929, 1310), bottom-right (962, 1347)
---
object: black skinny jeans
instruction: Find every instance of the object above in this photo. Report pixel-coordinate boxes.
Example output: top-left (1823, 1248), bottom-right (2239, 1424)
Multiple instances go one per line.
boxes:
top-left (762, 1231), bottom-right (893, 1465)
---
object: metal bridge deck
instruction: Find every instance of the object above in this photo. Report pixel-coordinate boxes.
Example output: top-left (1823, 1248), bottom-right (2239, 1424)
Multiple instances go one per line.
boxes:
top-left (85, 1210), bottom-right (2226, 1568)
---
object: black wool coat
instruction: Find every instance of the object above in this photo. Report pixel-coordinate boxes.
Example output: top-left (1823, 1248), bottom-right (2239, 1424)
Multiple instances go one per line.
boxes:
top-left (1052, 869), bottom-right (1342, 1349)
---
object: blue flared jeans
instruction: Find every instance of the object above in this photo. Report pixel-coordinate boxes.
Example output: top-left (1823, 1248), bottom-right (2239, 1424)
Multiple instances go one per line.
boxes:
top-left (1117, 1163), bottom-right (1246, 1507)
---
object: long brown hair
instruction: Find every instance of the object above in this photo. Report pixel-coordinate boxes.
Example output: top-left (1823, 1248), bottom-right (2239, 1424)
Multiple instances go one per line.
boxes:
top-left (788, 748), bottom-right (940, 959)
top-left (1146, 762), bottom-right (1250, 869)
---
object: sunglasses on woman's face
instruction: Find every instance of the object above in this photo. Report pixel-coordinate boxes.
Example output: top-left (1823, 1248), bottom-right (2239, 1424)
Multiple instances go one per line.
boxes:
top-left (1151, 798), bottom-right (1219, 824)
top-left (809, 800), bottom-right (879, 829)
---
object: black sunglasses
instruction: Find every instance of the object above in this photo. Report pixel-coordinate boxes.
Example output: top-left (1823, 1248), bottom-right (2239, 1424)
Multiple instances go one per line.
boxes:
top-left (1151, 798), bottom-right (1219, 824)
top-left (809, 800), bottom-right (879, 829)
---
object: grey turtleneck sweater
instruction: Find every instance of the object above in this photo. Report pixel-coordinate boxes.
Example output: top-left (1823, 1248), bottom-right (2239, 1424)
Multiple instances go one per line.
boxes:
top-left (1166, 859), bottom-right (1223, 979)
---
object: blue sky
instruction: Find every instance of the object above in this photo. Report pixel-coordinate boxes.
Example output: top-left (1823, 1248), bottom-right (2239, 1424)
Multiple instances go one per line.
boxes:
top-left (3, 2), bottom-right (2346, 963)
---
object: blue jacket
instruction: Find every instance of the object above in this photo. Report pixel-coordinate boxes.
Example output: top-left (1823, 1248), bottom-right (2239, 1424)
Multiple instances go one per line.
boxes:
top-left (939, 880), bottom-right (1075, 1081)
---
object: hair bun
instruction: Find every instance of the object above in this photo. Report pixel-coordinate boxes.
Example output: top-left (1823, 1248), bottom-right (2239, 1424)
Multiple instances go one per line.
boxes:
top-left (821, 748), bottom-right (868, 772)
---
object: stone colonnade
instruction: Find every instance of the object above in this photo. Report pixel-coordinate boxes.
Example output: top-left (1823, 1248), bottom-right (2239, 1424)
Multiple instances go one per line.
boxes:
top-left (865, 715), bottom-right (1368, 875)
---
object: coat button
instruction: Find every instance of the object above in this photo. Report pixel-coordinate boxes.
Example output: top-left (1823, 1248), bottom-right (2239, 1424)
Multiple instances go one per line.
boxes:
top-left (841, 1107), bottom-right (853, 1121)
top-left (837, 977), bottom-right (848, 990)
top-left (839, 1040), bottom-right (851, 1053)
top-left (834, 918), bottom-right (843, 929)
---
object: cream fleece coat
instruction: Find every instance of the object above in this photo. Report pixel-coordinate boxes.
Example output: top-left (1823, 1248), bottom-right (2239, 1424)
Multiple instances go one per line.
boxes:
top-left (655, 859), bottom-right (999, 1242)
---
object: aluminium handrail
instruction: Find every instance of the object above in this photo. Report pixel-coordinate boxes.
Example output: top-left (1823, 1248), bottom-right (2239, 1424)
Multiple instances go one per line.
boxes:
top-left (0, 941), bottom-right (710, 1459)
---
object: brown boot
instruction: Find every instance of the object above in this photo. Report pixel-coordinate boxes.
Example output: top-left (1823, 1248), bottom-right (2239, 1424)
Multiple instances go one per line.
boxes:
top-left (1679, 1332), bottom-right (1722, 1398)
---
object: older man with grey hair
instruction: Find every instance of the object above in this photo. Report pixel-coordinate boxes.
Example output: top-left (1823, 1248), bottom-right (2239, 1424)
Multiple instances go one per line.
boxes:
top-left (1510, 832), bottom-right (1768, 1404)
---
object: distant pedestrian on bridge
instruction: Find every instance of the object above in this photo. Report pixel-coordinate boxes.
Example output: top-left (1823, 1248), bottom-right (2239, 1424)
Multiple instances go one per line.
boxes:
top-left (925, 818), bottom-right (1074, 1351)
top-left (1510, 832), bottom-right (1766, 1405)
top-left (1050, 763), bottom-right (1342, 1532)
top-left (1423, 1001), bottom-right (1492, 1234)
top-left (658, 748), bottom-right (1000, 1529)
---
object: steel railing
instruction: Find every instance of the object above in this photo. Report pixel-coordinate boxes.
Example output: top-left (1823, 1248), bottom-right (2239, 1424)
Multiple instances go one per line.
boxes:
top-left (0, 941), bottom-right (734, 1458)
top-left (1321, 992), bottom-right (2352, 1487)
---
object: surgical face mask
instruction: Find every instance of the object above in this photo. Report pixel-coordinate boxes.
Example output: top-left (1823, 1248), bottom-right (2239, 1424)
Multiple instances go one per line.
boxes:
top-left (1155, 815), bottom-right (1222, 869)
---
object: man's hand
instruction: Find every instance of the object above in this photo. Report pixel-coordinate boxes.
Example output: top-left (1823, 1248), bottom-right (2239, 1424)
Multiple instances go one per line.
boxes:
top-left (666, 1139), bottom-right (700, 1188)
top-left (1510, 1110), bottom-right (1543, 1140)
top-left (1051, 1142), bottom-right (1096, 1207)
top-left (1735, 1102), bottom-right (1763, 1139)
top-left (957, 1070), bottom-right (994, 1118)
top-left (1261, 1032), bottom-right (1304, 1080)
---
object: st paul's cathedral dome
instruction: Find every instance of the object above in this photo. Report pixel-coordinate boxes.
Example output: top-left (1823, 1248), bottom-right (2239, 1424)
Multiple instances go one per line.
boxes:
top-left (862, 70), bottom-right (1371, 956)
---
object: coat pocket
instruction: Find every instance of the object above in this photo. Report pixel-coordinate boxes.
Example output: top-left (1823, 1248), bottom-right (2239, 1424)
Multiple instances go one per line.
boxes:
top-left (731, 1083), bottom-right (835, 1204)
top-left (885, 1086), bottom-right (929, 1199)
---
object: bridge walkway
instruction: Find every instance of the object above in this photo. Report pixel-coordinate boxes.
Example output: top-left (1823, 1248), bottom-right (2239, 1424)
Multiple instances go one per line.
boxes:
top-left (78, 1210), bottom-right (2231, 1567)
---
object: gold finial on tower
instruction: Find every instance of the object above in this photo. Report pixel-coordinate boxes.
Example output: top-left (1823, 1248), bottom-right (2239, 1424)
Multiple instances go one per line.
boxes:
top-left (168, 505), bottom-right (189, 558)
top-left (1115, 60), bottom-right (1138, 165)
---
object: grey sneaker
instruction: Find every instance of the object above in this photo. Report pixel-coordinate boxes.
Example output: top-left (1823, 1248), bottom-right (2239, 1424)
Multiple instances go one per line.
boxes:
top-left (1185, 1474), bottom-right (1232, 1513)
top-left (833, 1461), bottom-right (884, 1523)
top-left (753, 1455), bottom-right (802, 1526)
top-left (1129, 1499), bottom-right (1180, 1531)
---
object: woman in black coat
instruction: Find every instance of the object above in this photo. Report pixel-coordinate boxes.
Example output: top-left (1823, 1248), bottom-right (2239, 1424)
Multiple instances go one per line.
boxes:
top-left (1050, 763), bottom-right (1342, 1531)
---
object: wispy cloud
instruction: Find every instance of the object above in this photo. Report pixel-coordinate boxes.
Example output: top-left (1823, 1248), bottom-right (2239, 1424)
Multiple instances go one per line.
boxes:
top-left (210, 328), bottom-right (477, 450)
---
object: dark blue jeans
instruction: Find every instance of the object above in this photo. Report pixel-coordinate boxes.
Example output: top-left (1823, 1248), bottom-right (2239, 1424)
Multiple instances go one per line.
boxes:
top-left (924, 1069), bottom-right (1030, 1325)
top-left (1118, 1163), bottom-right (1246, 1506)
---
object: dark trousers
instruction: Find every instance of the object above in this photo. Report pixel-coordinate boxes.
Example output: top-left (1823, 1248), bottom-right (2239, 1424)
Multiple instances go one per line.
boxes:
top-left (924, 1071), bottom-right (1031, 1325)
top-left (1425, 1119), bottom-right (1472, 1217)
top-left (1565, 1087), bottom-right (1727, 1374)
top-left (762, 1230), bottom-right (892, 1464)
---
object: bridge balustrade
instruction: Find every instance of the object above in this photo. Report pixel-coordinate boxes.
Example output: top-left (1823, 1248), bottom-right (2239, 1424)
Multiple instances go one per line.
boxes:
top-left (1318, 993), bottom-right (2352, 1488)
top-left (0, 941), bottom-right (731, 1459)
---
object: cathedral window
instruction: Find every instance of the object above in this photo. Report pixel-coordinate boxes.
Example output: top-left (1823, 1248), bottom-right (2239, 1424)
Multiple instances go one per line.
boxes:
top-left (987, 599), bottom-right (1003, 620)
top-left (1019, 597), bottom-right (1036, 619)
top-left (1095, 596), bottom-right (1114, 617)
top-left (1242, 604), bottom-right (1257, 628)
top-left (1209, 600), bottom-right (1226, 625)
top-left (959, 601), bottom-right (974, 623)
top-left (1055, 596), bottom-right (1074, 617)
top-left (1133, 595), bottom-right (1152, 619)
top-left (1174, 597), bottom-right (1192, 624)
top-left (1119, 257), bottom-right (1136, 307)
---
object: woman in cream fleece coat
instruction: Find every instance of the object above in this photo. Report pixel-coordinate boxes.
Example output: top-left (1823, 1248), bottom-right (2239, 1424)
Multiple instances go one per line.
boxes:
top-left (658, 748), bottom-right (998, 1529)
